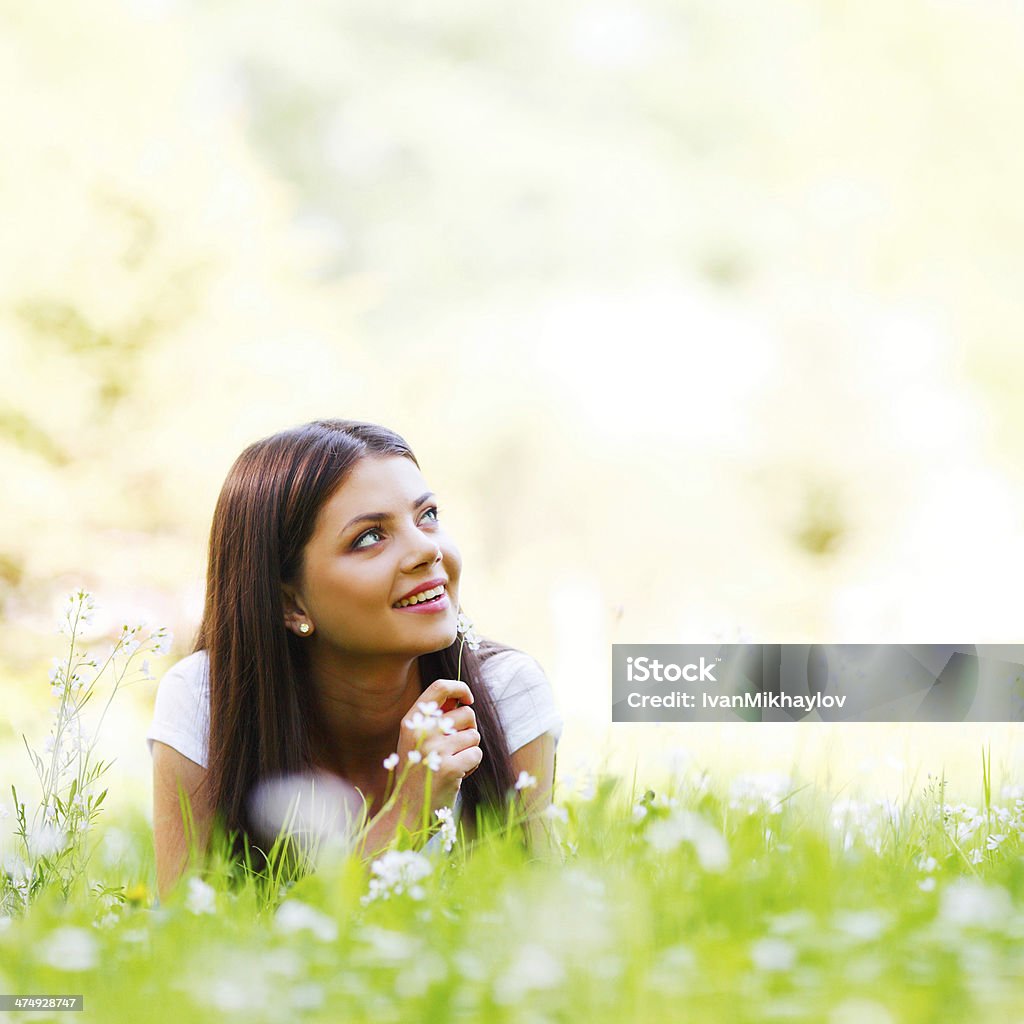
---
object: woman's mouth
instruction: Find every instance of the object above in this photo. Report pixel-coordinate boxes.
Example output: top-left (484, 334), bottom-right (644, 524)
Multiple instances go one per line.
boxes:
top-left (393, 585), bottom-right (450, 614)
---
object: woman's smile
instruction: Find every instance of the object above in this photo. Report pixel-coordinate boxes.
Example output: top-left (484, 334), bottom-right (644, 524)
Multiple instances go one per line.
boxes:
top-left (392, 586), bottom-right (452, 614)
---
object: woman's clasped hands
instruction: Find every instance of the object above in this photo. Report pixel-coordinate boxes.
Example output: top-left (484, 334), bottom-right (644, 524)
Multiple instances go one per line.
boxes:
top-left (393, 679), bottom-right (483, 817)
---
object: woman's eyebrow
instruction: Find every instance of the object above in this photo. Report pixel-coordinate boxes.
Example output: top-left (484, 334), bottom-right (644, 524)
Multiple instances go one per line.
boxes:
top-left (340, 492), bottom-right (436, 534)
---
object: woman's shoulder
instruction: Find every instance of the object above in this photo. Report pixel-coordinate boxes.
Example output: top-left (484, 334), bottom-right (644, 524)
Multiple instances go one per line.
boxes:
top-left (474, 641), bottom-right (563, 751)
top-left (475, 643), bottom-right (550, 699)
top-left (156, 648), bottom-right (210, 694)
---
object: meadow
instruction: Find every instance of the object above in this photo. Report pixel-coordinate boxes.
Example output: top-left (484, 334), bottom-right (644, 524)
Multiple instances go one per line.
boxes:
top-left (4, 744), bottom-right (1024, 1023)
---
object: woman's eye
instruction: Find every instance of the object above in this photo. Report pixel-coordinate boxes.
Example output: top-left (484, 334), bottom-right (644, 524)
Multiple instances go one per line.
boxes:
top-left (353, 527), bottom-right (384, 550)
top-left (422, 506), bottom-right (440, 523)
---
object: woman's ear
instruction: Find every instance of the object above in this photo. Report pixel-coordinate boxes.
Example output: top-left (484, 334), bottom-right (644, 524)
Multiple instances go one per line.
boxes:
top-left (280, 583), bottom-right (307, 631)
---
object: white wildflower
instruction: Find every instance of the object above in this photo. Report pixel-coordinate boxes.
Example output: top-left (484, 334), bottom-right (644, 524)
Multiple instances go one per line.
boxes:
top-left (407, 701), bottom-right (449, 736)
top-left (361, 850), bottom-right (433, 905)
top-left (185, 877), bottom-right (217, 914)
top-left (439, 716), bottom-right (456, 735)
top-left (150, 629), bottom-right (173, 656)
top-left (633, 802), bottom-right (648, 821)
top-left (0, 802), bottom-right (9, 820)
top-left (425, 750), bottom-right (442, 772)
top-left (986, 833), bottom-right (1007, 850)
top-left (544, 804), bottom-right (568, 823)
top-left (27, 824), bottom-right (68, 859)
top-left (515, 770), bottom-right (537, 791)
top-left (939, 879), bottom-right (1014, 929)
top-left (274, 900), bottom-right (338, 942)
top-left (916, 856), bottom-right (938, 873)
top-left (434, 806), bottom-right (458, 853)
top-left (829, 998), bottom-right (896, 1024)
top-left (36, 926), bottom-right (98, 971)
top-left (407, 750), bottom-right (422, 764)
top-left (833, 910), bottom-right (889, 942)
top-left (919, 877), bottom-right (936, 892)
top-left (492, 943), bottom-right (563, 1004)
top-left (456, 610), bottom-right (481, 651)
top-left (730, 773), bottom-right (792, 815)
top-left (383, 753), bottom-right (399, 771)
top-left (644, 809), bottom-right (730, 871)
top-left (750, 937), bottom-right (796, 972)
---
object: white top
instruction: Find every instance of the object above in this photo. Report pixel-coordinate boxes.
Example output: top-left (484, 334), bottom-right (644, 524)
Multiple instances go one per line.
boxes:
top-left (146, 648), bottom-right (564, 853)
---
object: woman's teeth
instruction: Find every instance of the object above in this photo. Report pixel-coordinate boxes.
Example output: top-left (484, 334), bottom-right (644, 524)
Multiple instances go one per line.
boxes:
top-left (394, 585), bottom-right (446, 608)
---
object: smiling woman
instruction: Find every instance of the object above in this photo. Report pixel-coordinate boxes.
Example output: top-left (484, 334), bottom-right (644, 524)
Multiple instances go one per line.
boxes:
top-left (146, 419), bottom-right (563, 901)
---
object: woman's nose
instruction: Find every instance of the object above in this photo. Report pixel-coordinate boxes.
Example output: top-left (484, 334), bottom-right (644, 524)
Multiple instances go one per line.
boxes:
top-left (402, 536), bottom-right (442, 572)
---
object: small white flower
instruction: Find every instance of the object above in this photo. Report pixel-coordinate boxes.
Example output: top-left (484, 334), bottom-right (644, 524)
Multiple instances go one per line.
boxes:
top-left (492, 943), bottom-right (564, 1003)
top-left (36, 926), bottom-right (98, 971)
top-left (515, 770), bottom-right (537, 792)
top-left (543, 804), bottom-right (568, 823)
top-left (407, 750), bottom-right (422, 764)
top-left (633, 803), bottom-right (648, 821)
top-left (383, 753), bottom-right (400, 771)
top-left (970, 849), bottom-right (985, 865)
top-left (456, 610), bottom-right (481, 651)
top-left (361, 850), bottom-right (433, 904)
top-left (185, 877), bottom-right (217, 914)
top-left (434, 806), bottom-right (458, 852)
top-left (986, 833), bottom-right (1007, 850)
top-left (750, 937), bottom-right (796, 972)
top-left (939, 879), bottom-right (1014, 928)
top-left (644, 809), bottom-right (730, 871)
top-left (27, 823), bottom-right (67, 860)
top-left (150, 629), bottom-right (173, 656)
top-left (425, 751), bottom-right (442, 772)
top-left (439, 716), bottom-right (456, 735)
top-left (274, 900), bottom-right (338, 942)
top-left (407, 701), bottom-right (449, 736)
top-left (919, 877), bottom-right (937, 892)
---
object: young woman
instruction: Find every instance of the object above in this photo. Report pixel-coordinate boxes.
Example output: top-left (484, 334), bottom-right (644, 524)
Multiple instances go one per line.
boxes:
top-left (147, 419), bottom-right (563, 900)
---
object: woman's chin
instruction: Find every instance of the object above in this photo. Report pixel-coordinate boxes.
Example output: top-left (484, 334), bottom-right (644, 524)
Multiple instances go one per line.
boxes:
top-left (424, 626), bottom-right (460, 654)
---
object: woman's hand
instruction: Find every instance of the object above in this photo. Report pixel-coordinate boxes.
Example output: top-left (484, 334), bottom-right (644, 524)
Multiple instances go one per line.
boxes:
top-left (394, 679), bottom-right (483, 815)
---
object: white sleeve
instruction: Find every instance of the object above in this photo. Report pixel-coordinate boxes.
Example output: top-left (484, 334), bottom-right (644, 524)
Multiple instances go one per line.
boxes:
top-left (482, 651), bottom-right (564, 755)
top-left (145, 653), bottom-right (210, 768)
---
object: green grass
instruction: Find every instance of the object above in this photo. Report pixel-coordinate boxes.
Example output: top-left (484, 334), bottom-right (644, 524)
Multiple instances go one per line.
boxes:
top-left (4, 758), bottom-right (1024, 1023)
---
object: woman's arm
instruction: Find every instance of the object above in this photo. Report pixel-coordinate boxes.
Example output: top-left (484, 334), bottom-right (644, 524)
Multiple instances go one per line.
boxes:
top-left (511, 731), bottom-right (559, 859)
top-left (152, 740), bottom-right (216, 901)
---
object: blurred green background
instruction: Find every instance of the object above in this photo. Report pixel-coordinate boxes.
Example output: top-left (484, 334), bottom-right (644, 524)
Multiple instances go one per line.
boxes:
top-left (3, 0), bottom-right (1024, 831)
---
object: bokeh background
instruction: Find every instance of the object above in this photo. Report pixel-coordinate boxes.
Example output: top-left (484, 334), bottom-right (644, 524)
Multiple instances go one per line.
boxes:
top-left (3, 0), bottom-right (1024, 833)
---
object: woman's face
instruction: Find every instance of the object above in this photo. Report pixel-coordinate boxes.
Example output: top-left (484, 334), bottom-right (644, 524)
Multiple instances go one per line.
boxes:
top-left (289, 454), bottom-right (462, 657)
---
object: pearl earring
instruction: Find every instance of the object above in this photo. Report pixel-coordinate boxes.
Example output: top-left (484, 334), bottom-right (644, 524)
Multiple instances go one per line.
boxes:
top-left (299, 623), bottom-right (310, 634)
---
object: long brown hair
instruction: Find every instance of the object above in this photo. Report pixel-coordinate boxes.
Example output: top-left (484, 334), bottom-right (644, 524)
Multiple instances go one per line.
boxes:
top-left (190, 419), bottom-right (521, 875)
